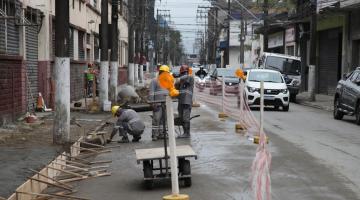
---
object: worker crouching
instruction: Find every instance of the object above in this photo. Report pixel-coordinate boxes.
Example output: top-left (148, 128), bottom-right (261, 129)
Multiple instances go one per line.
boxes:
top-left (108, 106), bottom-right (145, 143)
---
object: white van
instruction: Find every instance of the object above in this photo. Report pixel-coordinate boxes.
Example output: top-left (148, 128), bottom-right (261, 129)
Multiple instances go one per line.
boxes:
top-left (258, 52), bottom-right (301, 101)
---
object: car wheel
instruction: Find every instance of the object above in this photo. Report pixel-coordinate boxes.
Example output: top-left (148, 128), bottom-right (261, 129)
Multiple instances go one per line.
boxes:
top-left (333, 97), bottom-right (344, 120)
top-left (283, 105), bottom-right (289, 112)
top-left (356, 102), bottom-right (360, 125)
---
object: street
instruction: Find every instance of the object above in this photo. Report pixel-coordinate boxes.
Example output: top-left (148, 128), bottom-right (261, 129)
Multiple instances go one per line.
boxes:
top-left (73, 102), bottom-right (360, 200)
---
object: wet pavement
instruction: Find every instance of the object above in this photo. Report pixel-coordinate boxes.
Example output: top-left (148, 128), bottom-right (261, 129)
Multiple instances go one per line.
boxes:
top-left (74, 103), bottom-right (360, 200)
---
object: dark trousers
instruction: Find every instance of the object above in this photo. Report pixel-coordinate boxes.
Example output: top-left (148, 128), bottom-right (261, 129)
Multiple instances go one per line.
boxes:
top-left (178, 104), bottom-right (192, 134)
top-left (87, 80), bottom-right (93, 96)
top-left (152, 105), bottom-right (165, 138)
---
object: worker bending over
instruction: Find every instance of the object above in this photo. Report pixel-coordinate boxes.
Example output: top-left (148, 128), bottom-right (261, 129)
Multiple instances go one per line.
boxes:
top-left (108, 106), bottom-right (145, 143)
top-left (176, 65), bottom-right (194, 138)
top-left (148, 65), bottom-right (169, 141)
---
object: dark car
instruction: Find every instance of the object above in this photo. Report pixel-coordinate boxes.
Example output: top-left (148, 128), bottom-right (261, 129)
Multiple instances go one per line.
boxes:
top-left (334, 67), bottom-right (360, 125)
top-left (209, 68), bottom-right (240, 95)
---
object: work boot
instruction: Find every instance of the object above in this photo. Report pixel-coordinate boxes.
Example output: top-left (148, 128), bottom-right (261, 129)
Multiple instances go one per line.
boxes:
top-left (118, 136), bottom-right (129, 143)
top-left (132, 136), bottom-right (141, 143)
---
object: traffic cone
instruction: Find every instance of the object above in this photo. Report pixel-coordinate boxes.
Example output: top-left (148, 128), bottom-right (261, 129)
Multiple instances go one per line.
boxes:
top-left (36, 92), bottom-right (44, 112)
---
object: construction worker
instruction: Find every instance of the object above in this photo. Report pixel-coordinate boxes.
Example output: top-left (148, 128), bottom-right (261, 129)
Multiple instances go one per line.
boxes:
top-left (108, 106), bottom-right (145, 143)
top-left (148, 65), bottom-right (169, 141)
top-left (85, 63), bottom-right (95, 97)
top-left (176, 65), bottom-right (194, 138)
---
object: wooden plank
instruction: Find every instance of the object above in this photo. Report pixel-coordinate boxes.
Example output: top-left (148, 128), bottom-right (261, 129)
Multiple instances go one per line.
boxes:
top-left (16, 191), bottom-right (90, 200)
top-left (135, 145), bottom-right (197, 161)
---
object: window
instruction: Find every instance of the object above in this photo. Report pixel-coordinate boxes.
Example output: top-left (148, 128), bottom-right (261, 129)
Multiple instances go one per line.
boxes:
top-left (78, 31), bottom-right (85, 60)
top-left (265, 56), bottom-right (301, 75)
top-left (79, 0), bottom-right (81, 11)
top-left (72, 0), bottom-right (75, 9)
top-left (286, 46), bottom-right (295, 56)
top-left (86, 33), bottom-right (90, 45)
top-left (248, 71), bottom-right (284, 83)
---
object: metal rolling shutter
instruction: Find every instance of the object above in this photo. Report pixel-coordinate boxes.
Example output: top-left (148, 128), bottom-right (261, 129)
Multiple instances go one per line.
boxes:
top-left (318, 28), bottom-right (341, 95)
top-left (6, 18), bottom-right (19, 55)
top-left (25, 24), bottom-right (38, 110)
top-left (0, 19), bottom-right (20, 55)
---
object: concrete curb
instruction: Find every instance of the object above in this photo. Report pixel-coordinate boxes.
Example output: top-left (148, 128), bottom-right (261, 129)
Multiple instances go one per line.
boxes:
top-left (296, 101), bottom-right (333, 112)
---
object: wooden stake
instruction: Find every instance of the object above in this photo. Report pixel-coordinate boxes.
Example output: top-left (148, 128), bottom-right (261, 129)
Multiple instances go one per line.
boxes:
top-left (28, 177), bottom-right (72, 191)
top-left (53, 162), bottom-right (89, 172)
top-left (46, 166), bottom-right (85, 178)
top-left (16, 191), bottom-right (90, 200)
top-left (90, 160), bottom-right (112, 165)
top-left (57, 158), bottom-right (90, 167)
top-left (60, 172), bottom-right (111, 183)
top-left (80, 141), bottom-right (105, 148)
top-left (29, 168), bottom-right (73, 189)
top-left (61, 153), bottom-right (91, 164)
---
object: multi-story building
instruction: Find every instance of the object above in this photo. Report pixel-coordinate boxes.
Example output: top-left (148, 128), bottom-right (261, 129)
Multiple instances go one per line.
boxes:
top-left (0, 0), bottom-right (129, 124)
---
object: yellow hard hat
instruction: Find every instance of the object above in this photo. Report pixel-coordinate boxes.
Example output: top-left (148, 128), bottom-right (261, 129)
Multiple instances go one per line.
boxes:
top-left (159, 65), bottom-right (170, 73)
top-left (111, 106), bottom-right (120, 117)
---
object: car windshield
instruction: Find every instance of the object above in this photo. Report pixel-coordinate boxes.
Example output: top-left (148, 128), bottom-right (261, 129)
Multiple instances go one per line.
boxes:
top-left (265, 56), bottom-right (301, 76)
top-left (216, 69), bottom-right (237, 77)
top-left (248, 71), bottom-right (284, 83)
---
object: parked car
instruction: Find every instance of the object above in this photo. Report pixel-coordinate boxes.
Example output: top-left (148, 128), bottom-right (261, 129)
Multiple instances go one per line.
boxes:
top-left (258, 53), bottom-right (301, 102)
top-left (210, 68), bottom-right (240, 95)
top-left (245, 69), bottom-right (290, 111)
top-left (333, 67), bottom-right (360, 125)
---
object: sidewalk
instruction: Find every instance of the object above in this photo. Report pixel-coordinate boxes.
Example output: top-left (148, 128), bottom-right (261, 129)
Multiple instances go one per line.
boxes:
top-left (296, 92), bottom-right (334, 112)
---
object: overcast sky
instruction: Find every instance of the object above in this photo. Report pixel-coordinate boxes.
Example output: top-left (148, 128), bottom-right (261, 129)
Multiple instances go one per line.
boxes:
top-left (155, 0), bottom-right (211, 54)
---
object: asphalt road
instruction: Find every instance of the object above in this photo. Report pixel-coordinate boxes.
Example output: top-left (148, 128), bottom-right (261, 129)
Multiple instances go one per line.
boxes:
top-left (74, 103), bottom-right (360, 200)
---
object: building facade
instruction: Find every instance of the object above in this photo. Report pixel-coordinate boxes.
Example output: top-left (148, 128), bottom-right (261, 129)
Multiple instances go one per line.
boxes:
top-left (0, 0), bottom-right (129, 124)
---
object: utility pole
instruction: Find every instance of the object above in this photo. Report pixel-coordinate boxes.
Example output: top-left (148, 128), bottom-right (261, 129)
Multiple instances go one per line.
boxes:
top-left (155, 9), bottom-right (159, 65)
top-left (309, 0), bottom-right (317, 101)
top-left (263, 0), bottom-right (269, 52)
top-left (128, 0), bottom-right (135, 86)
top-left (54, 0), bottom-right (70, 144)
top-left (110, 0), bottom-right (119, 103)
top-left (100, 0), bottom-right (109, 108)
top-left (226, 0), bottom-right (231, 67)
top-left (239, 8), bottom-right (245, 69)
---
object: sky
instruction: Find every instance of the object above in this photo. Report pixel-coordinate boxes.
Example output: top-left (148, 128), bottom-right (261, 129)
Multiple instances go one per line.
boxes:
top-left (155, 0), bottom-right (211, 54)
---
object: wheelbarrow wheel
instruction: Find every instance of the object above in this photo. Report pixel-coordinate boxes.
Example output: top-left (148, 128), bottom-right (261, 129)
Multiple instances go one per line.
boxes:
top-left (182, 160), bottom-right (192, 187)
top-left (143, 161), bottom-right (153, 189)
